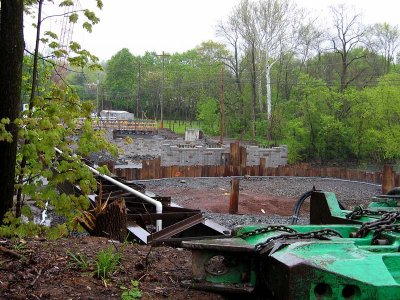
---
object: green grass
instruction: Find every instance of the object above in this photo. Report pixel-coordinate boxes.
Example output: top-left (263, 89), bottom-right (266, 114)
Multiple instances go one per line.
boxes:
top-left (159, 120), bottom-right (202, 135)
top-left (67, 250), bottom-right (91, 271)
top-left (95, 246), bottom-right (122, 280)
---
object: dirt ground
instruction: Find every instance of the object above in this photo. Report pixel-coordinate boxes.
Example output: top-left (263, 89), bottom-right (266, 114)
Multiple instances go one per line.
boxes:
top-left (146, 185), bottom-right (299, 216)
top-left (0, 236), bottom-right (224, 300)
top-left (0, 181), bottom-right (297, 300)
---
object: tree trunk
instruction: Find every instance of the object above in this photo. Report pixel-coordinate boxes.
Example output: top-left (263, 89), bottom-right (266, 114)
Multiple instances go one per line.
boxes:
top-left (250, 44), bottom-right (257, 138)
top-left (266, 63), bottom-right (272, 120)
top-left (0, 0), bottom-right (24, 222)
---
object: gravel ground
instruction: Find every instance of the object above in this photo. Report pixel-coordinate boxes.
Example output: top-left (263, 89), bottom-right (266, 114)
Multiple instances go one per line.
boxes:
top-left (137, 176), bottom-right (382, 229)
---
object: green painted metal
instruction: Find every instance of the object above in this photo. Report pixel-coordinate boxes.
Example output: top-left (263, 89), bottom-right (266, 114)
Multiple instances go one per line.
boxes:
top-left (182, 191), bottom-right (400, 299)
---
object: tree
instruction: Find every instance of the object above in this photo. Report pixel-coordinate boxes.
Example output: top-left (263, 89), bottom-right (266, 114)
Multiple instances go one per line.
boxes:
top-left (217, 15), bottom-right (251, 137)
top-left (367, 23), bottom-right (400, 74)
top-left (0, 0), bottom-right (25, 222)
top-left (197, 97), bottom-right (220, 135)
top-left (104, 48), bottom-right (136, 110)
top-left (257, 0), bottom-right (297, 121)
top-left (330, 4), bottom-right (366, 92)
top-left (0, 0), bottom-right (118, 237)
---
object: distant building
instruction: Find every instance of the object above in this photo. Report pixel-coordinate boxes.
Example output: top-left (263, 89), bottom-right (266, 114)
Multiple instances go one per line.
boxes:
top-left (99, 110), bottom-right (134, 120)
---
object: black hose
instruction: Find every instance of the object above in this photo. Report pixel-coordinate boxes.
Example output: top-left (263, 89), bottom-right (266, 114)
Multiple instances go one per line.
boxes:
top-left (290, 188), bottom-right (315, 225)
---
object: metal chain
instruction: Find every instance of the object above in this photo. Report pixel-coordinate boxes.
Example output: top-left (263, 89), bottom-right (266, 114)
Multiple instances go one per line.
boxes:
top-left (346, 207), bottom-right (392, 220)
top-left (253, 229), bottom-right (343, 252)
top-left (373, 224), bottom-right (400, 238)
top-left (354, 212), bottom-right (400, 238)
top-left (237, 225), bottom-right (298, 239)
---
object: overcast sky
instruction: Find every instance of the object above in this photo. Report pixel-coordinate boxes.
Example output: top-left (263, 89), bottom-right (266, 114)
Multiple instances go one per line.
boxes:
top-left (25, 0), bottom-right (400, 62)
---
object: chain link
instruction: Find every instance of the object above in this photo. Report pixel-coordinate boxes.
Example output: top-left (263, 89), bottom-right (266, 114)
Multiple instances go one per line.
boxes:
top-left (254, 229), bottom-right (343, 252)
top-left (237, 226), bottom-right (343, 253)
top-left (237, 225), bottom-right (298, 239)
top-left (346, 206), bottom-right (392, 220)
top-left (353, 211), bottom-right (400, 238)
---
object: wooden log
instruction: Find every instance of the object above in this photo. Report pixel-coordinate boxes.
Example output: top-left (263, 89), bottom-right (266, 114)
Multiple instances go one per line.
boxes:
top-left (229, 178), bottom-right (239, 214)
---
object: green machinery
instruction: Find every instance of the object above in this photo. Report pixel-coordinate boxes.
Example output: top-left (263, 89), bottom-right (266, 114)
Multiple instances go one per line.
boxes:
top-left (181, 191), bottom-right (400, 299)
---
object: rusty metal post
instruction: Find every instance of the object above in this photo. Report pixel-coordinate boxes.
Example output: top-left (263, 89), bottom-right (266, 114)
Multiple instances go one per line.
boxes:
top-left (229, 178), bottom-right (239, 214)
top-left (382, 164), bottom-right (395, 194)
top-left (230, 142), bottom-right (240, 167)
top-left (259, 157), bottom-right (266, 176)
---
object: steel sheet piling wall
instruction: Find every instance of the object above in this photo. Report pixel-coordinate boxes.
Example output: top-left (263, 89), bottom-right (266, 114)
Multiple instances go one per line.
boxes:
top-left (113, 159), bottom-right (390, 187)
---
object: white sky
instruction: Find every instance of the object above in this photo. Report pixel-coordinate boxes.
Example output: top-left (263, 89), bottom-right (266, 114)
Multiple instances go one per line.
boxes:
top-left (25, 0), bottom-right (400, 61)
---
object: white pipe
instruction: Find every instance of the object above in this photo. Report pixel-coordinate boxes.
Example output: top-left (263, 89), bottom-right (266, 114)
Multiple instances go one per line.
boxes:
top-left (55, 148), bottom-right (163, 231)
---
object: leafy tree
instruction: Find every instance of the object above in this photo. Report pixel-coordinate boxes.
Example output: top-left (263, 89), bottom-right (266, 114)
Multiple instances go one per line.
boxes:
top-left (367, 73), bottom-right (400, 160)
top-left (366, 23), bottom-right (400, 74)
top-left (104, 48), bottom-right (136, 110)
top-left (0, 0), bottom-right (118, 238)
top-left (197, 97), bottom-right (220, 135)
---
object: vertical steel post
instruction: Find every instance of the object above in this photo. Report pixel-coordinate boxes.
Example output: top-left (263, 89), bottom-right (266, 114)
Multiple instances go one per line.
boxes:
top-left (229, 178), bottom-right (239, 214)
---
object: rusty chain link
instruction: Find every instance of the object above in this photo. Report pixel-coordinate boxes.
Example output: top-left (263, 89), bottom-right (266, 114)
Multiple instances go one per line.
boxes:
top-left (237, 226), bottom-right (343, 253)
top-left (346, 206), bottom-right (392, 220)
top-left (253, 229), bottom-right (343, 252)
top-left (237, 225), bottom-right (298, 239)
top-left (353, 211), bottom-right (400, 238)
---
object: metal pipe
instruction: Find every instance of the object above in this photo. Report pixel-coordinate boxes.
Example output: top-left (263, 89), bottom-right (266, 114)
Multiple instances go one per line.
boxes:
top-left (54, 148), bottom-right (163, 231)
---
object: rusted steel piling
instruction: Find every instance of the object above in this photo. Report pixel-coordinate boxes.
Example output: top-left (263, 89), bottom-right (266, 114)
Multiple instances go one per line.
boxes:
top-left (229, 178), bottom-right (239, 214)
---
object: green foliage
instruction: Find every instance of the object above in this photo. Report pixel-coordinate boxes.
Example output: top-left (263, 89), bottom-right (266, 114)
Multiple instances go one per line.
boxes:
top-left (164, 120), bottom-right (200, 135)
top-left (67, 250), bottom-right (91, 271)
top-left (95, 246), bottom-right (122, 280)
top-left (196, 97), bottom-right (220, 135)
top-left (124, 136), bottom-right (133, 145)
top-left (3, 1), bottom-right (115, 236)
top-left (0, 118), bottom-right (13, 142)
top-left (120, 280), bottom-right (142, 300)
top-left (104, 48), bottom-right (136, 109)
top-left (0, 212), bottom-right (45, 238)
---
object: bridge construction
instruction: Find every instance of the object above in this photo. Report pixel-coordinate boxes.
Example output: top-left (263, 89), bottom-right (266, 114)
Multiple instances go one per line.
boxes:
top-left (93, 119), bottom-right (158, 137)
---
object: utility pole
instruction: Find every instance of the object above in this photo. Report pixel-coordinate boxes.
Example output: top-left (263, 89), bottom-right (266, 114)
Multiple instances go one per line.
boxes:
top-left (156, 51), bottom-right (170, 129)
top-left (220, 66), bottom-right (225, 145)
top-left (136, 61), bottom-right (141, 119)
top-left (96, 73), bottom-right (99, 116)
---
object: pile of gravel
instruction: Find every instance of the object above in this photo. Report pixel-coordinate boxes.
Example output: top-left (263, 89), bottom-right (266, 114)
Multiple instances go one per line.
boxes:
top-left (204, 212), bottom-right (309, 229)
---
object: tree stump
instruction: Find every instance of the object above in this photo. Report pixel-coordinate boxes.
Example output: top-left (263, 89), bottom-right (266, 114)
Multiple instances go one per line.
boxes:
top-left (94, 199), bottom-right (127, 242)
top-left (78, 199), bottom-right (128, 242)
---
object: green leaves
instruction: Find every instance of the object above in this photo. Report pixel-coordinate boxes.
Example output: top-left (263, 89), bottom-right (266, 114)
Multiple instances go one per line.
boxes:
top-left (59, 0), bottom-right (74, 7)
top-left (197, 97), bottom-right (220, 135)
top-left (69, 13), bottom-right (79, 23)
top-left (121, 280), bottom-right (142, 299)
top-left (44, 31), bottom-right (58, 39)
top-left (82, 22), bottom-right (93, 33)
top-left (0, 118), bottom-right (13, 142)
